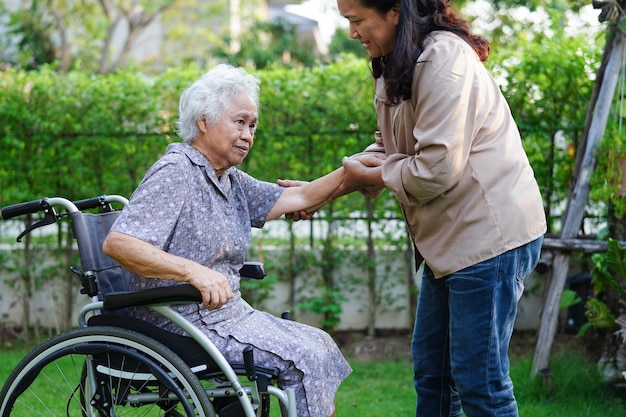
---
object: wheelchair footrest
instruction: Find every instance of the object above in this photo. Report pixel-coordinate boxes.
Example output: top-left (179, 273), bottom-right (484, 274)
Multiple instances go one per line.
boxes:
top-left (216, 399), bottom-right (245, 417)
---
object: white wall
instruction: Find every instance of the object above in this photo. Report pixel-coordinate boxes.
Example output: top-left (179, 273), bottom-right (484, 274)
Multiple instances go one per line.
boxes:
top-left (0, 246), bottom-right (547, 333)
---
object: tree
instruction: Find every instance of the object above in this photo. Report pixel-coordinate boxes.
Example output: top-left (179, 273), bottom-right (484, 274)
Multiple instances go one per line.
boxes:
top-left (327, 27), bottom-right (366, 60)
top-left (217, 17), bottom-right (317, 69)
top-left (96, 0), bottom-right (176, 74)
top-left (0, 0), bottom-right (246, 73)
top-left (4, 1), bottom-right (56, 70)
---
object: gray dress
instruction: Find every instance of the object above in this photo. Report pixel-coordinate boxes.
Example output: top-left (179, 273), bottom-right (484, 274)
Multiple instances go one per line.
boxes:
top-left (110, 142), bottom-right (351, 416)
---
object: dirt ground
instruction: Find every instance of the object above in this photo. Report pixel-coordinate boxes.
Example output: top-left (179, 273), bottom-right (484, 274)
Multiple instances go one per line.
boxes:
top-left (335, 329), bottom-right (605, 363)
top-left (335, 329), bottom-right (413, 362)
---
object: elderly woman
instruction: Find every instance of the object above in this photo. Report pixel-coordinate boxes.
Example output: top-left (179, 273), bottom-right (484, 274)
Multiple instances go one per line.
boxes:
top-left (102, 64), bottom-right (351, 417)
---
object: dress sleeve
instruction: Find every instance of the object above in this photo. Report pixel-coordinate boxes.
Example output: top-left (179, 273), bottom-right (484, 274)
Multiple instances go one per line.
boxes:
top-left (234, 169), bottom-right (284, 228)
top-left (110, 156), bottom-right (187, 249)
top-left (382, 38), bottom-right (478, 206)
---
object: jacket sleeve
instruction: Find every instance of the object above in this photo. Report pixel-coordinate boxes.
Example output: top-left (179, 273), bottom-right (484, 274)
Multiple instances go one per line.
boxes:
top-left (350, 130), bottom-right (386, 198)
top-left (382, 38), bottom-right (479, 206)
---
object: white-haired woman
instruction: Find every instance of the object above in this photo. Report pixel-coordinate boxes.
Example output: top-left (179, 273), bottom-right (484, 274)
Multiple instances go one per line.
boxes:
top-left (103, 64), bottom-right (351, 417)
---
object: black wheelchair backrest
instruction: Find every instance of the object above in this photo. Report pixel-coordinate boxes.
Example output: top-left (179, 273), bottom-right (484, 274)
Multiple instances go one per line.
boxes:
top-left (82, 211), bottom-right (133, 299)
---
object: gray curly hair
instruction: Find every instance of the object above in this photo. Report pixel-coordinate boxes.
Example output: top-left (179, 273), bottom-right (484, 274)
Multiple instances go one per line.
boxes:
top-left (176, 64), bottom-right (260, 144)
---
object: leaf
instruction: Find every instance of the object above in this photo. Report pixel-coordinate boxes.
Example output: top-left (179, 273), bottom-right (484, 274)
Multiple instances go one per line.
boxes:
top-left (560, 289), bottom-right (582, 309)
top-left (592, 239), bottom-right (626, 299)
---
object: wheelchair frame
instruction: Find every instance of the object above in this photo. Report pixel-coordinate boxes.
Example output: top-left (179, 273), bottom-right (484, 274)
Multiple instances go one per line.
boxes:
top-left (0, 194), bottom-right (297, 417)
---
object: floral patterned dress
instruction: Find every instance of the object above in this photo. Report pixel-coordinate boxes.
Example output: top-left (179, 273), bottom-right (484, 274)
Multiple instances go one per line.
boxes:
top-left (110, 142), bottom-right (351, 416)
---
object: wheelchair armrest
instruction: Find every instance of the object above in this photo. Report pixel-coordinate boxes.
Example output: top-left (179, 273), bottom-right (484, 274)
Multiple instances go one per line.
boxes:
top-left (239, 261), bottom-right (266, 279)
top-left (102, 262), bottom-right (265, 311)
top-left (103, 284), bottom-right (201, 311)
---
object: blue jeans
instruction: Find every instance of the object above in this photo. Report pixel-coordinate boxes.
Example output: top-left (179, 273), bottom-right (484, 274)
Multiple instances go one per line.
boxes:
top-left (412, 236), bottom-right (543, 417)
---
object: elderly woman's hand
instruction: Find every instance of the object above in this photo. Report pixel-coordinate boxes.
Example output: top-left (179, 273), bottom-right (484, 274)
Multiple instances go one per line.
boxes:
top-left (187, 268), bottom-right (235, 310)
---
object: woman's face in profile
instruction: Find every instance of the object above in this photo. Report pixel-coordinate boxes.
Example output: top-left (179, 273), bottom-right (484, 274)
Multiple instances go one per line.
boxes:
top-left (194, 92), bottom-right (258, 176)
top-left (337, 0), bottom-right (399, 58)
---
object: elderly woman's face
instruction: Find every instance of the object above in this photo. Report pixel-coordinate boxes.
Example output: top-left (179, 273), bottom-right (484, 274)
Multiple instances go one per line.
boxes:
top-left (194, 92), bottom-right (257, 176)
top-left (337, 0), bottom-right (399, 58)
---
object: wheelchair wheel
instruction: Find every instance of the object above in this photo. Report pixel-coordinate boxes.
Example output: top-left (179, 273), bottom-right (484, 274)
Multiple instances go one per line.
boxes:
top-left (0, 326), bottom-right (215, 417)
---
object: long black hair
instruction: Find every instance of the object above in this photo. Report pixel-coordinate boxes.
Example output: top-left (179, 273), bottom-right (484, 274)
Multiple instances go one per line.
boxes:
top-left (361, 0), bottom-right (490, 105)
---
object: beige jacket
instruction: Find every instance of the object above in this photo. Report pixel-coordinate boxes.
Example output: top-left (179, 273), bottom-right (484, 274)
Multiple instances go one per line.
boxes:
top-left (365, 31), bottom-right (546, 278)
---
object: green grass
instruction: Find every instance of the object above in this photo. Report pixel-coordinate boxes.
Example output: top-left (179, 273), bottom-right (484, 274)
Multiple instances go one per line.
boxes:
top-left (509, 350), bottom-right (625, 417)
top-left (1, 342), bottom-right (623, 417)
top-left (334, 353), bottom-right (626, 417)
top-left (335, 359), bottom-right (415, 416)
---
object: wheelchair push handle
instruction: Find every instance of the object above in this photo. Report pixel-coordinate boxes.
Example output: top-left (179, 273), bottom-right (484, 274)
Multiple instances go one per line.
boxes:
top-left (1, 194), bottom-right (129, 221)
top-left (1, 198), bottom-right (50, 220)
top-left (1, 196), bottom-right (107, 220)
top-left (73, 195), bottom-right (129, 212)
top-left (1, 197), bottom-right (80, 242)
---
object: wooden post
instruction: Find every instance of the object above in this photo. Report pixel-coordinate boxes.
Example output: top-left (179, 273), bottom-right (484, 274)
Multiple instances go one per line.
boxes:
top-left (532, 28), bottom-right (626, 377)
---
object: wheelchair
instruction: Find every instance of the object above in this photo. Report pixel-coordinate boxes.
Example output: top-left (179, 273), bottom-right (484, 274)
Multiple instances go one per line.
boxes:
top-left (0, 194), bottom-right (297, 417)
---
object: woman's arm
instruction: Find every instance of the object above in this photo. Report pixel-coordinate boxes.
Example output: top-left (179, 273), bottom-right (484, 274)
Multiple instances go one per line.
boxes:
top-left (270, 155), bottom-right (386, 220)
top-left (266, 166), bottom-right (346, 221)
top-left (102, 231), bottom-right (234, 309)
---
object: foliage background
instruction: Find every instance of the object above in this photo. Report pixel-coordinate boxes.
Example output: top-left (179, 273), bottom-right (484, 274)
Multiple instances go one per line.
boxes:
top-left (0, 0), bottom-right (620, 335)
